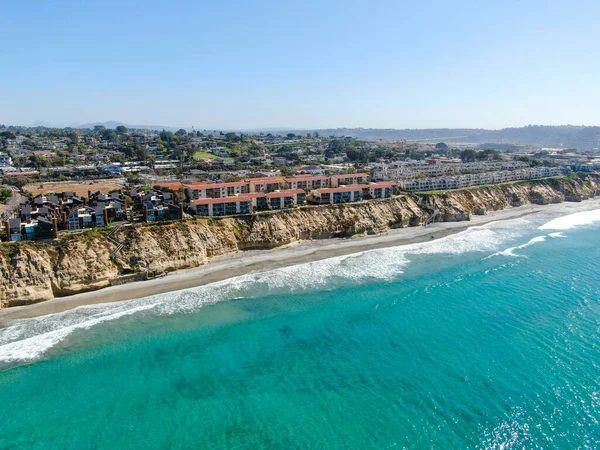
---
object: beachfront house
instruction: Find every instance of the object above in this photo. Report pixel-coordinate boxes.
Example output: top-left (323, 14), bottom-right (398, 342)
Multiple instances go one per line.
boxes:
top-left (6, 217), bottom-right (56, 241)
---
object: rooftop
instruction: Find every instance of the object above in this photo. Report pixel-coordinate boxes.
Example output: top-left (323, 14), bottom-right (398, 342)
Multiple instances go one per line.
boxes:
top-left (245, 177), bottom-right (285, 184)
top-left (284, 175), bottom-right (329, 182)
top-left (186, 181), bottom-right (247, 189)
top-left (266, 189), bottom-right (305, 198)
top-left (155, 182), bottom-right (183, 191)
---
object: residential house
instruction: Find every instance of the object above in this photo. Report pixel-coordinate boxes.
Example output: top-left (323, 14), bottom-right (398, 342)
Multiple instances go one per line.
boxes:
top-left (0, 152), bottom-right (12, 166)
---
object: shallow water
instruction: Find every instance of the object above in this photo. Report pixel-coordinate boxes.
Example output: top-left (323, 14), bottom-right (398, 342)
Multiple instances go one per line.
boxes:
top-left (1, 203), bottom-right (599, 449)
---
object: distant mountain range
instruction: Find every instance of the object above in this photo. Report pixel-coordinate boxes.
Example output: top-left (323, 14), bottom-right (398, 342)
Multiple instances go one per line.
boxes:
top-left (13, 121), bottom-right (600, 150)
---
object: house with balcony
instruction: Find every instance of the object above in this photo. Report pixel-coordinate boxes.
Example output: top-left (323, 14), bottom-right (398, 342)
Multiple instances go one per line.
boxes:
top-left (67, 206), bottom-right (106, 230)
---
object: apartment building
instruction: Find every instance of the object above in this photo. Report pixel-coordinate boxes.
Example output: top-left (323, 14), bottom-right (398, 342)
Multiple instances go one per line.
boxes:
top-left (330, 173), bottom-right (370, 187)
top-left (265, 189), bottom-right (306, 210)
top-left (284, 175), bottom-right (330, 190)
top-left (246, 177), bottom-right (286, 193)
top-left (400, 167), bottom-right (563, 192)
top-left (373, 161), bottom-right (530, 181)
top-left (185, 181), bottom-right (249, 199)
top-left (368, 181), bottom-right (398, 199)
top-left (311, 184), bottom-right (369, 204)
top-left (190, 196), bottom-right (252, 217)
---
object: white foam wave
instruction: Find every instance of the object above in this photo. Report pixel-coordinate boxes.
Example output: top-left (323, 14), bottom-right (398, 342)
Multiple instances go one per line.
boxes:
top-left (539, 208), bottom-right (600, 230)
top-left (548, 232), bottom-right (565, 238)
top-left (0, 218), bottom-right (533, 364)
top-left (487, 236), bottom-right (546, 258)
top-left (0, 303), bottom-right (158, 362)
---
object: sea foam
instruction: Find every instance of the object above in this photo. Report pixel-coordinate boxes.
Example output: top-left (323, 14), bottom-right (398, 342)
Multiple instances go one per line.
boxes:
top-left (489, 235), bottom-right (547, 258)
top-left (539, 208), bottom-right (600, 230)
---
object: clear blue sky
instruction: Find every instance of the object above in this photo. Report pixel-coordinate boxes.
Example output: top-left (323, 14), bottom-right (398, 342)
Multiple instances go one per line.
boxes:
top-left (1, 0), bottom-right (599, 130)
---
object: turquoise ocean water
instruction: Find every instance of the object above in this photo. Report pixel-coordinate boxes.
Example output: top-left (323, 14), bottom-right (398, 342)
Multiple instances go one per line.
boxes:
top-left (1, 202), bottom-right (600, 449)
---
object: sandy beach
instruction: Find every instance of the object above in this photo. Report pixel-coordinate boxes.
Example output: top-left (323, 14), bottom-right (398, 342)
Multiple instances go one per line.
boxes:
top-left (1, 199), bottom-right (598, 323)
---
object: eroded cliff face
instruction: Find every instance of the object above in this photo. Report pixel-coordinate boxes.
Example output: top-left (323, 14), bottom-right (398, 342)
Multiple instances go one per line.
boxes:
top-left (1, 175), bottom-right (598, 307)
top-left (420, 176), bottom-right (599, 221)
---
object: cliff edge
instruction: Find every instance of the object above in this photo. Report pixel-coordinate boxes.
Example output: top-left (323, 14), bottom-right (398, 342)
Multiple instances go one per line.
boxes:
top-left (1, 175), bottom-right (598, 308)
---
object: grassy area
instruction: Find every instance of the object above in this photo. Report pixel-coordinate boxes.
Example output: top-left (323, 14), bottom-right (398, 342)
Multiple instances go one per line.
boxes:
top-left (192, 151), bottom-right (224, 160)
top-left (0, 188), bottom-right (12, 204)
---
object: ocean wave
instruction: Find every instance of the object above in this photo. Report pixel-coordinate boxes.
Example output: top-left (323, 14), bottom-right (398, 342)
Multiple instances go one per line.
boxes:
top-left (487, 235), bottom-right (547, 258)
top-left (539, 208), bottom-right (600, 230)
top-left (0, 218), bottom-right (533, 364)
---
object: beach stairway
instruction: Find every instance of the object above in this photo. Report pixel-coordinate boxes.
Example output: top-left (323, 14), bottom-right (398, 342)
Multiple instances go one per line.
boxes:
top-left (107, 224), bottom-right (165, 277)
top-left (426, 209), bottom-right (441, 226)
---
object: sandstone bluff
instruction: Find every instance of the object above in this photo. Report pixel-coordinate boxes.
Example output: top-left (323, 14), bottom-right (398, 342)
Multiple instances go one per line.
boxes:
top-left (1, 175), bottom-right (598, 308)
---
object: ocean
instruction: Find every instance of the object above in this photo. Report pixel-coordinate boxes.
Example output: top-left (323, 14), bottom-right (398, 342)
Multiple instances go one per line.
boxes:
top-left (1, 202), bottom-right (599, 449)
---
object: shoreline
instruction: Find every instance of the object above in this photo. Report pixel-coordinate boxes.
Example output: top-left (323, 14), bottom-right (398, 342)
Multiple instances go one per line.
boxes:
top-left (1, 199), bottom-right (599, 323)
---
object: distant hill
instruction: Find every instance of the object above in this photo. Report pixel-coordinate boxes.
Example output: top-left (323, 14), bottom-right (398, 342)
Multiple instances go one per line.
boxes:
top-left (274, 126), bottom-right (600, 150)
top-left (8, 122), bottom-right (600, 150)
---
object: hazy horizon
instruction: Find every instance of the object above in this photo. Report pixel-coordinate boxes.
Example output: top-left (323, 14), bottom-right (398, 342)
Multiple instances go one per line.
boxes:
top-left (2, 120), bottom-right (599, 133)
top-left (2, 0), bottom-right (599, 130)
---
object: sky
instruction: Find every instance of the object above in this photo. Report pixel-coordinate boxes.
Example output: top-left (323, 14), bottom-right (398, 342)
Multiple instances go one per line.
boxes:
top-left (1, 0), bottom-right (599, 130)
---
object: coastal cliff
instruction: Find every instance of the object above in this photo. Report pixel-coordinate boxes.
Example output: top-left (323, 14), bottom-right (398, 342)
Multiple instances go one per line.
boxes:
top-left (1, 175), bottom-right (598, 308)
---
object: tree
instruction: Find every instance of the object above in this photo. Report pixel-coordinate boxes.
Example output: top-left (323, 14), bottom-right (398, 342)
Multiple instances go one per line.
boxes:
top-left (435, 142), bottom-right (448, 151)
top-left (0, 131), bottom-right (16, 139)
top-left (159, 130), bottom-right (173, 142)
top-left (325, 139), bottom-right (345, 158)
top-left (116, 125), bottom-right (128, 135)
top-left (460, 149), bottom-right (477, 162)
top-left (101, 129), bottom-right (118, 141)
top-left (65, 130), bottom-right (79, 144)
top-left (224, 132), bottom-right (238, 142)
top-left (175, 129), bottom-right (187, 136)
top-left (286, 133), bottom-right (296, 139)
